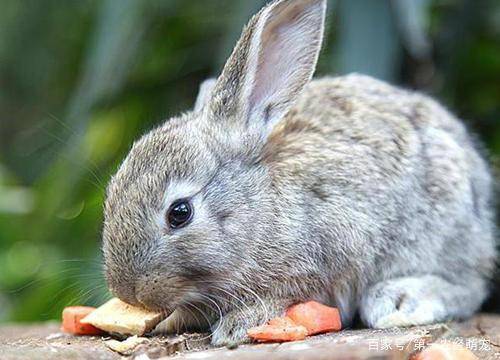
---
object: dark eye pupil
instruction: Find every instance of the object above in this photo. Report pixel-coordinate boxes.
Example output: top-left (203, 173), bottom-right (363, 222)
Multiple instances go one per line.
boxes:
top-left (168, 200), bottom-right (192, 229)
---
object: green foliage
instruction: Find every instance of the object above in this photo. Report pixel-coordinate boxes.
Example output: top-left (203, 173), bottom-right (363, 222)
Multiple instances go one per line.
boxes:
top-left (0, 0), bottom-right (498, 322)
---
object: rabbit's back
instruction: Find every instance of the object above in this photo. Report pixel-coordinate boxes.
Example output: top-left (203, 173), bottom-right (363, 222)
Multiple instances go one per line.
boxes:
top-left (265, 73), bottom-right (496, 284)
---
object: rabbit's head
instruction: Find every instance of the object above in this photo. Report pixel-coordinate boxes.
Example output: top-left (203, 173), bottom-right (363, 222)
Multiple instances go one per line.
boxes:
top-left (103, 0), bottom-right (326, 313)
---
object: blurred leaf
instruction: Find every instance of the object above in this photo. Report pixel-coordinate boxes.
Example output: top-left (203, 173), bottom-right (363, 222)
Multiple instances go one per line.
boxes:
top-left (335, 0), bottom-right (402, 81)
top-left (393, 0), bottom-right (432, 59)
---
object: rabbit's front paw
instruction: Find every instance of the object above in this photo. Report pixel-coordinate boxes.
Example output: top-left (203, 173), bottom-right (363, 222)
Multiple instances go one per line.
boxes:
top-left (210, 299), bottom-right (290, 346)
top-left (360, 276), bottom-right (449, 329)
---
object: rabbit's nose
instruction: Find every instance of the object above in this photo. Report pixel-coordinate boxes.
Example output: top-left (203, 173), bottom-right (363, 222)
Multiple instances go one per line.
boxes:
top-left (135, 274), bottom-right (173, 312)
top-left (109, 283), bottom-right (140, 308)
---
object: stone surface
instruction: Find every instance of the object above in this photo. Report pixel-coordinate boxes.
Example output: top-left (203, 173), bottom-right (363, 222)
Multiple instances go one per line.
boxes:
top-left (0, 315), bottom-right (499, 360)
top-left (0, 322), bottom-right (209, 360)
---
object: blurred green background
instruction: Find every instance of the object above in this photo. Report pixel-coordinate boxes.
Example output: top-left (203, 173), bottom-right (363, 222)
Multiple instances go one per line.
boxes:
top-left (0, 0), bottom-right (498, 323)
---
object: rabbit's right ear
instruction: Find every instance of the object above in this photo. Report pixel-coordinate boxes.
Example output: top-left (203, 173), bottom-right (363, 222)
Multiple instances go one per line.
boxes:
top-left (207, 0), bottom-right (326, 140)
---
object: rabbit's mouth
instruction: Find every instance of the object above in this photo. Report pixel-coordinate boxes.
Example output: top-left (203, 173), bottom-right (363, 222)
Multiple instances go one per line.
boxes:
top-left (109, 273), bottom-right (192, 315)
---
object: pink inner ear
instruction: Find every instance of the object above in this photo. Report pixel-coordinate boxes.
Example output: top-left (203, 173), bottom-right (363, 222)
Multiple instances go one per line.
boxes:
top-left (248, 1), bottom-right (322, 124)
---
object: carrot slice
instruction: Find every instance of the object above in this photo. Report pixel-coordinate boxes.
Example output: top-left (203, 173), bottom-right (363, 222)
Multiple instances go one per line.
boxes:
top-left (62, 306), bottom-right (104, 336)
top-left (247, 317), bottom-right (307, 342)
top-left (268, 316), bottom-right (297, 327)
top-left (286, 301), bottom-right (341, 335)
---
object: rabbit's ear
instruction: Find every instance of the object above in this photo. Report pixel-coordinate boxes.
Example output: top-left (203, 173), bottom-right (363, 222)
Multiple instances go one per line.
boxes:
top-left (194, 78), bottom-right (216, 113)
top-left (209, 0), bottom-right (326, 137)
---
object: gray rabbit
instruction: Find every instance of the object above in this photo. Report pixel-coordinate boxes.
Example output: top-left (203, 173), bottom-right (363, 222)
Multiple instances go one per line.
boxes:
top-left (102, 0), bottom-right (497, 345)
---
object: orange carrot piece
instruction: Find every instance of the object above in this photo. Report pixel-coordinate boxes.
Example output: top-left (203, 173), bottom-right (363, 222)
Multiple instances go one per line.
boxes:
top-left (286, 301), bottom-right (341, 335)
top-left (62, 306), bottom-right (104, 336)
top-left (247, 317), bottom-right (307, 342)
top-left (268, 316), bottom-right (297, 327)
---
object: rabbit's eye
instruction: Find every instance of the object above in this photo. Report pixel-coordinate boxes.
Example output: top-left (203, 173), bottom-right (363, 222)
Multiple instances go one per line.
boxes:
top-left (167, 199), bottom-right (193, 229)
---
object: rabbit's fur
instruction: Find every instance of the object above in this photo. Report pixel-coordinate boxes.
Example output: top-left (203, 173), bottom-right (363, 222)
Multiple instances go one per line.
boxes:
top-left (102, 0), bottom-right (496, 345)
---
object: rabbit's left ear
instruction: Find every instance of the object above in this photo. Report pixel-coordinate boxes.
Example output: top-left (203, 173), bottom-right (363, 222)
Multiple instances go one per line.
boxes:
top-left (208, 0), bottom-right (326, 138)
